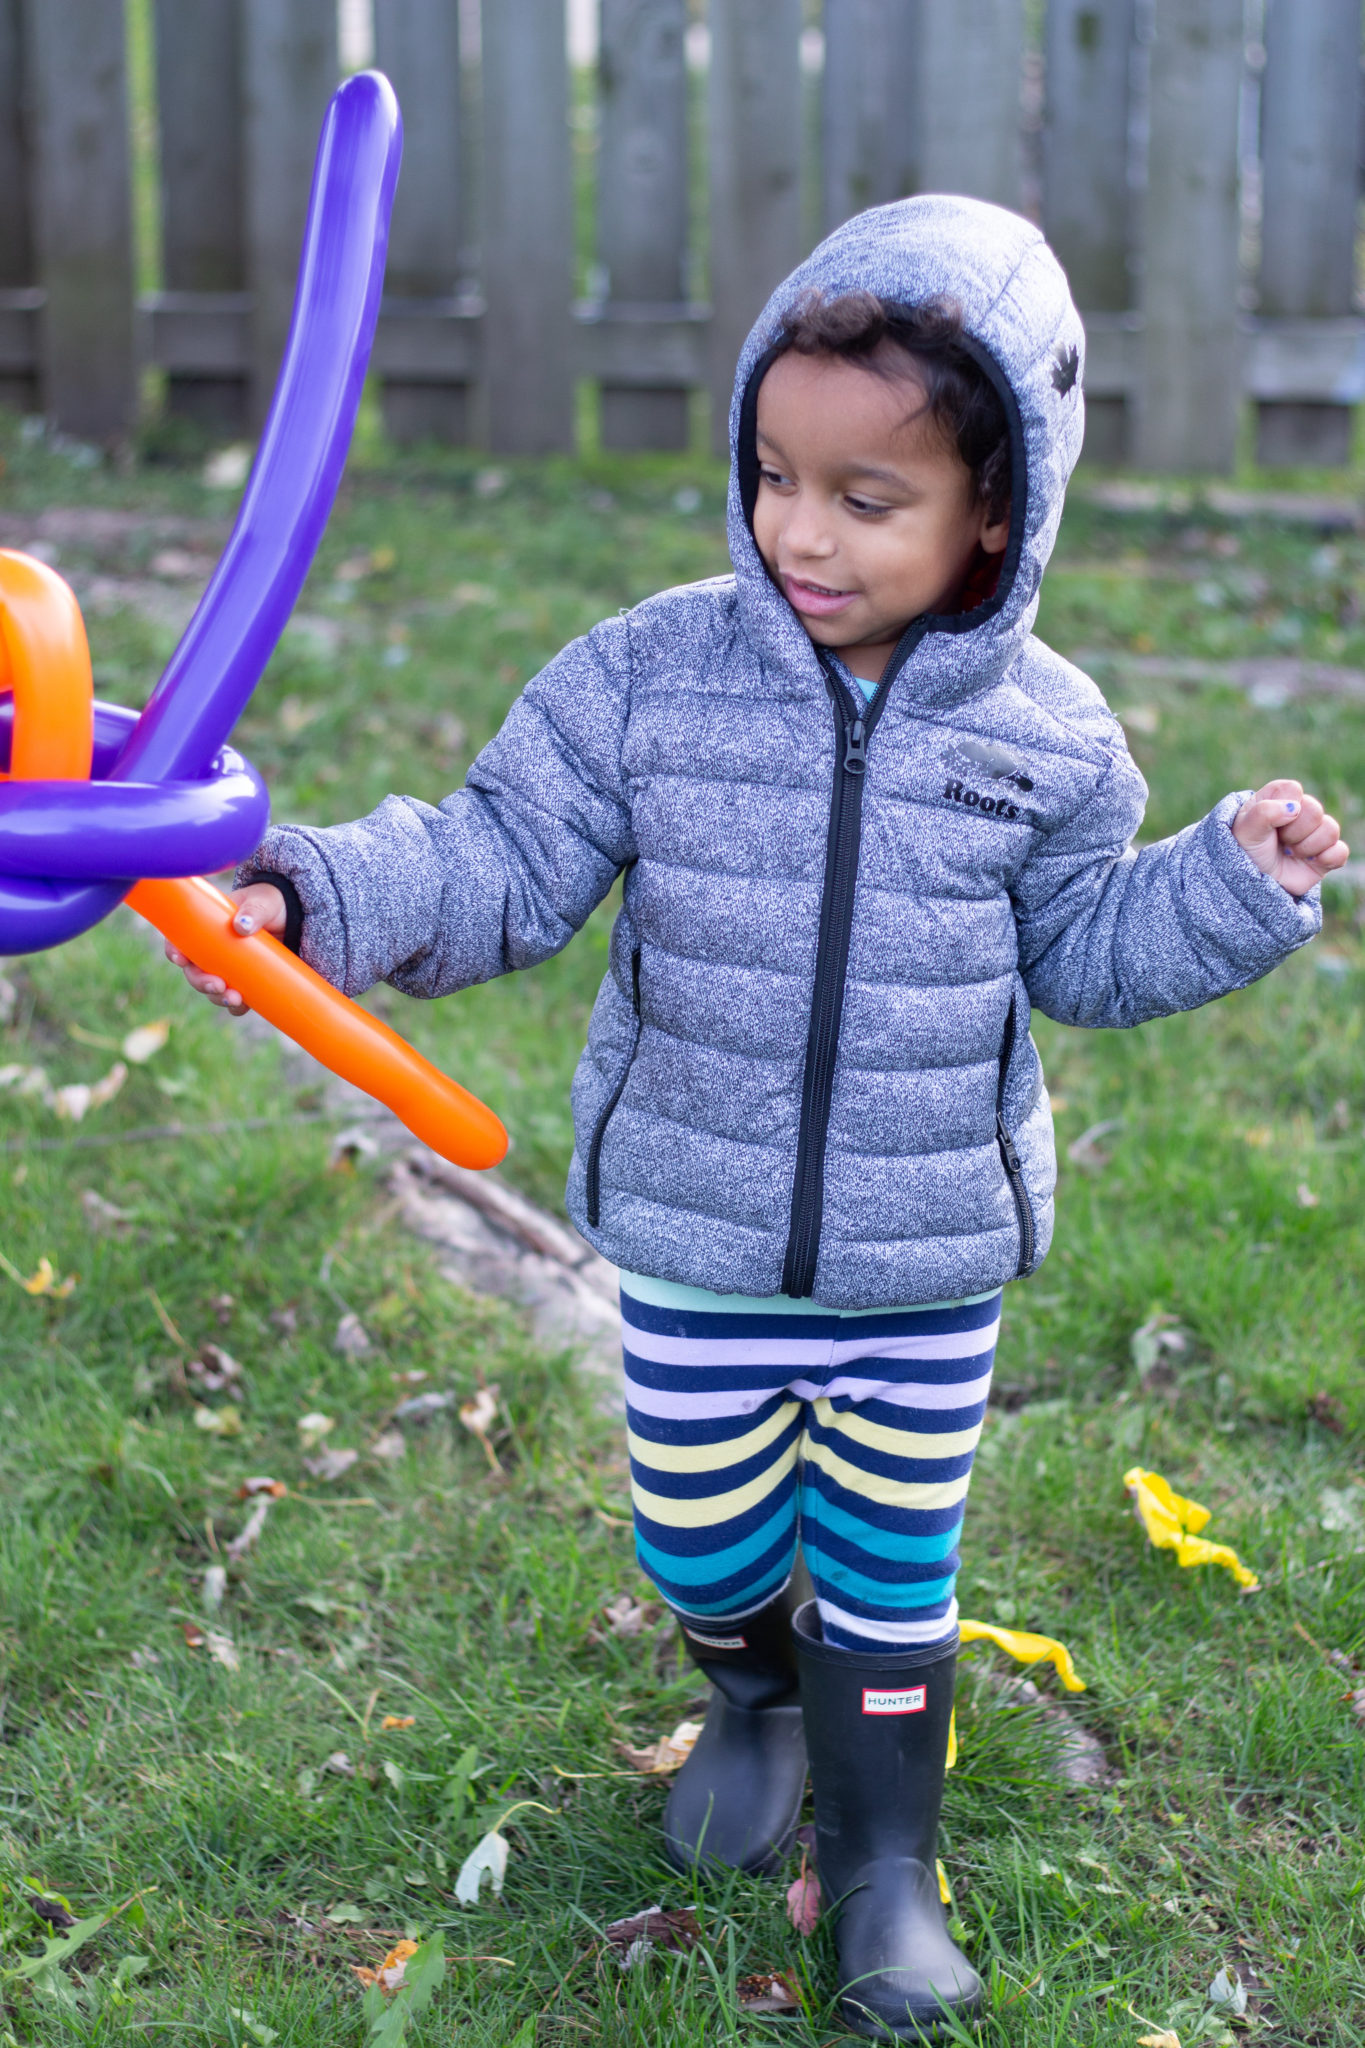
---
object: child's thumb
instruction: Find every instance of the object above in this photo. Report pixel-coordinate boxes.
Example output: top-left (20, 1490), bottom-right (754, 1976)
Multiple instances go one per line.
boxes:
top-left (1232, 790), bottom-right (1298, 864)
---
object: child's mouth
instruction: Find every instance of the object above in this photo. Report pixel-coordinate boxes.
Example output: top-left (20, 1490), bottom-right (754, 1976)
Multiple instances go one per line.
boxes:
top-left (782, 574), bottom-right (858, 618)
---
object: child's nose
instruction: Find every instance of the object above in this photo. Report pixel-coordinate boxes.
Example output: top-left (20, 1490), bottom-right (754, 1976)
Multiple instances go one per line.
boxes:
top-left (782, 495), bottom-right (838, 560)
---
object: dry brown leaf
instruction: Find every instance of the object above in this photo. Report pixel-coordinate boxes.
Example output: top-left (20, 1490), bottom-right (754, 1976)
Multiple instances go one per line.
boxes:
top-left (304, 1446), bottom-right (359, 1482)
top-left (604, 1905), bottom-right (701, 1967)
top-left (226, 1499), bottom-right (272, 1560)
top-left (182, 1621), bottom-right (239, 1671)
top-left (785, 1863), bottom-right (822, 1936)
top-left (1136, 2034), bottom-right (1181, 2048)
top-left (193, 1403), bottom-right (242, 1436)
top-left (737, 1970), bottom-right (802, 2014)
top-left (334, 1312), bottom-right (372, 1357)
top-left (616, 1720), bottom-right (704, 1775)
top-left (369, 1429), bottom-right (405, 1462)
top-left (296, 1412), bottom-right (335, 1449)
top-left (238, 1476), bottom-right (287, 1500)
top-left (601, 1594), bottom-right (658, 1639)
top-left (323, 1751), bottom-right (356, 1777)
top-left (190, 1344), bottom-right (242, 1393)
top-left (352, 1938), bottom-right (418, 1995)
top-left (380, 1715), bottom-right (415, 1731)
top-left (458, 1385), bottom-right (499, 1434)
top-left (80, 1189), bottom-right (135, 1232)
top-left (123, 1019), bottom-right (171, 1064)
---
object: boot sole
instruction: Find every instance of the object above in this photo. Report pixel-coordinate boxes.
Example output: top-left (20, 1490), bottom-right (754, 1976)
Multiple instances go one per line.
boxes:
top-left (837, 1989), bottom-right (983, 2042)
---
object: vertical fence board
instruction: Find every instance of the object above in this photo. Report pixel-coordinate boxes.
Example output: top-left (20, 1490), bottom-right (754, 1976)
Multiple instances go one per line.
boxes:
top-left (374, 0), bottom-right (466, 443)
top-left (242, 0), bottom-right (337, 429)
top-left (22, 0), bottom-right (136, 439)
top-left (916, 0), bottom-right (1023, 208)
top-left (1257, 0), bottom-right (1360, 464)
top-left (821, 0), bottom-right (919, 234)
top-left (154, 0), bottom-right (247, 433)
top-left (598, 0), bottom-right (689, 449)
top-left (0, 0), bottom-right (35, 413)
top-left (1043, 0), bottom-right (1137, 462)
top-left (1135, 0), bottom-right (1243, 472)
top-left (480, 0), bottom-right (574, 452)
top-left (708, 0), bottom-right (803, 453)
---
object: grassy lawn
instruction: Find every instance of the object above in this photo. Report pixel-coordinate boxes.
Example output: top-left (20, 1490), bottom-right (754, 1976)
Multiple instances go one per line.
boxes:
top-left (1, 408), bottom-right (1363, 2044)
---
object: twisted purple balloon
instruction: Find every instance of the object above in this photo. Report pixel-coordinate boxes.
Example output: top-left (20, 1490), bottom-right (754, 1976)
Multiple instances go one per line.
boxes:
top-left (0, 72), bottom-right (403, 952)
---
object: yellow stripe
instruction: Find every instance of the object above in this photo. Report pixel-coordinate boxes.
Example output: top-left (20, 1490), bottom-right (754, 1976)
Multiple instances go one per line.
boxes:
top-left (811, 1397), bottom-right (982, 1464)
top-left (627, 1400), bottom-right (800, 1477)
top-left (801, 1435), bottom-right (971, 1512)
top-left (631, 1439), bottom-right (801, 1529)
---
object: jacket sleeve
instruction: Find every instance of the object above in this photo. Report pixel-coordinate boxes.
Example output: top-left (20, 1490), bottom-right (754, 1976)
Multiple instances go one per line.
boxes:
top-left (236, 615), bottom-right (637, 999)
top-left (1013, 744), bottom-right (1321, 1029)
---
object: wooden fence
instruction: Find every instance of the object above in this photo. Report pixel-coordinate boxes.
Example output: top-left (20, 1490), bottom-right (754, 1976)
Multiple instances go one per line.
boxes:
top-left (0, 0), bottom-right (1361, 471)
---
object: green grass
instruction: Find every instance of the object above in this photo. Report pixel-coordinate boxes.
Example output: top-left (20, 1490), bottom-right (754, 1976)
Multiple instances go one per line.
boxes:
top-left (1, 408), bottom-right (1364, 2042)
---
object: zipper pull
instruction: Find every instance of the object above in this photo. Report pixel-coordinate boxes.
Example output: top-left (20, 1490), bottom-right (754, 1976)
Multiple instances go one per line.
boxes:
top-left (843, 717), bottom-right (867, 775)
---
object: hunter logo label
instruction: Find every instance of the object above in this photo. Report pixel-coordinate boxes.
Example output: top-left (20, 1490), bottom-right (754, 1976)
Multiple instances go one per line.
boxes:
top-left (862, 1685), bottom-right (928, 1716)
top-left (685, 1630), bottom-right (747, 1651)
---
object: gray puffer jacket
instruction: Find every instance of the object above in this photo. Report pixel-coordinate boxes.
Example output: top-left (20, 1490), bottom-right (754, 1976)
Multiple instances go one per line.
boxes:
top-left (242, 195), bottom-right (1319, 1308)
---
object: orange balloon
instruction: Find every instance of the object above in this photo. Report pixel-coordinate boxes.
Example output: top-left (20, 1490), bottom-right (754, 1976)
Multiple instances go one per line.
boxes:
top-left (1, 554), bottom-right (508, 1171)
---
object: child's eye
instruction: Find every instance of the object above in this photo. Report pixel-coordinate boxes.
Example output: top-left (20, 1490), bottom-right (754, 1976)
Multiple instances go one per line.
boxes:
top-left (845, 495), bottom-right (892, 517)
top-left (758, 464), bottom-right (794, 491)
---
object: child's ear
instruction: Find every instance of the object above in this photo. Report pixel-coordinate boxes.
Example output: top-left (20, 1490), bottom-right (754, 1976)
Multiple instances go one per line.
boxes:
top-left (980, 502), bottom-right (1011, 556)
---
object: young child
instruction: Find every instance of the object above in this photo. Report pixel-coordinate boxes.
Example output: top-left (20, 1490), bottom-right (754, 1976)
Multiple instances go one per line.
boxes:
top-left (169, 197), bottom-right (1345, 2040)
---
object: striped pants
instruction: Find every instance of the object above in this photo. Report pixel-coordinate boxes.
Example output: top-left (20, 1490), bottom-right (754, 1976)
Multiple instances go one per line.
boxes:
top-left (623, 1287), bottom-right (1000, 1653)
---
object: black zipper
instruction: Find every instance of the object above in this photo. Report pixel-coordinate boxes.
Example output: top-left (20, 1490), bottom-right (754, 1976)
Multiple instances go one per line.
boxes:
top-left (995, 996), bottom-right (1035, 1274)
top-left (780, 662), bottom-right (893, 1297)
top-left (585, 946), bottom-right (641, 1228)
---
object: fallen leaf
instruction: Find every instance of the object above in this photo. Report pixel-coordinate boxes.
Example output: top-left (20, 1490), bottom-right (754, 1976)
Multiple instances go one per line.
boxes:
top-left (1130, 1310), bottom-right (1187, 1383)
top-left (129, 1647), bottom-right (161, 1669)
top-left (617, 1720), bottom-right (704, 1775)
top-left (352, 1937), bottom-right (418, 1995)
top-left (329, 1125), bottom-right (379, 1168)
top-left (395, 1390), bottom-right (455, 1424)
top-left (238, 1476), bottom-right (287, 1500)
top-left (122, 1019), bottom-right (171, 1064)
top-left (190, 1344), bottom-right (242, 1393)
top-left (601, 1594), bottom-right (658, 1638)
top-left (324, 1751), bottom-right (356, 1777)
top-left (1136, 2034), bottom-right (1181, 2048)
top-left (1066, 1117), bottom-right (1123, 1169)
top-left (211, 1291), bottom-right (235, 1324)
top-left (737, 1970), bottom-right (802, 2014)
top-left (0, 1062), bottom-right (49, 1096)
top-left (304, 1446), bottom-right (359, 1482)
top-left (369, 1429), bottom-right (405, 1462)
top-left (203, 443), bottom-right (251, 489)
top-left (459, 1385), bottom-right (498, 1434)
top-left (1308, 1391), bottom-right (1345, 1433)
top-left (1208, 1966), bottom-right (1248, 2015)
top-left (80, 1189), bottom-right (134, 1232)
top-left (194, 1403), bottom-right (242, 1437)
top-left (380, 1715), bottom-right (416, 1731)
top-left (4, 1252), bottom-right (78, 1298)
top-left (202, 1564), bottom-right (228, 1612)
top-left (1295, 1182), bottom-right (1320, 1209)
top-left (785, 1864), bottom-right (821, 1935)
top-left (455, 1829), bottom-right (509, 1905)
top-left (182, 1621), bottom-right (239, 1671)
top-left (297, 1411), bottom-right (335, 1449)
top-left (393, 1369), bottom-right (428, 1386)
top-left (1243, 1124), bottom-right (1273, 1147)
top-left (604, 1904), bottom-right (702, 1967)
top-left (334, 1312), bottom-right (372, 1357)
top-left (226, 1497), bottom-right (272, 1559)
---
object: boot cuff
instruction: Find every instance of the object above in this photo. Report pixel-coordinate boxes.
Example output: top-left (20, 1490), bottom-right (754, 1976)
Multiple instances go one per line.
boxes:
top-left (792, 1599), bottom-right (959, 1671)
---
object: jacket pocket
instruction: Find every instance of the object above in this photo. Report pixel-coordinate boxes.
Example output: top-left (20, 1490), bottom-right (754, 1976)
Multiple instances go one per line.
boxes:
top-left (585, 946), bottom-right (642, 1229)
top-left (995, 995), bottom-right (1038, 1277)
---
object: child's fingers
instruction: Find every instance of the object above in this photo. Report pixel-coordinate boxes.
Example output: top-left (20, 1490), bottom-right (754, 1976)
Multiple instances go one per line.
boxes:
top-left (1277, 794), bottom-right (1326, 846)
top-left (1284, 813), bottom-right (1340, 862)
top-left (1308, 838), bottom-right (1351, 873)
top-left (1233, 792), bottom-right (1301, 854)
top-left (230, 880), bottom-right (289, 938)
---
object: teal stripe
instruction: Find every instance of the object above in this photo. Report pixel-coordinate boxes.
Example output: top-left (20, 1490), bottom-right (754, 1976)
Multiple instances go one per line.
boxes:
top-left (634, 1499), bottom-right (796, 1588)
top-left (655, 1556), bottom-right (793, 1617)
top-left (801, 1541), bottom-right (956, 1612)
top-left (618, 1269), bottom-right (996, 1319)
top-left (799, 1488), bottom-right (963, 1563)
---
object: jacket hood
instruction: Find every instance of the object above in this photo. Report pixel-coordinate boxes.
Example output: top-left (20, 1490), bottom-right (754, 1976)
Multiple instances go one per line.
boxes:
top-left (726, 195), bottom-right (1086, 713)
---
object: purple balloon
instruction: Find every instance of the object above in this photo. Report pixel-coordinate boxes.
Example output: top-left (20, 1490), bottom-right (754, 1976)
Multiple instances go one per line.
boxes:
top-left (0, 72), bottom-right (402, 953)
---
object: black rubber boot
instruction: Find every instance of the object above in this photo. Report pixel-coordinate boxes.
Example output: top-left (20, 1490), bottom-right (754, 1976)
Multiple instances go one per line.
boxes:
top-left (794, 1601), bottom-right (982, 2041)
top-left (662, 1578), bottom-right (809, 1875)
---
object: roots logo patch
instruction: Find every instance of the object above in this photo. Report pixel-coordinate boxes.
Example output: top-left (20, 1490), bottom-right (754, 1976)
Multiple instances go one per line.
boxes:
top-left (862, 1685), bottom-right (927, 1715)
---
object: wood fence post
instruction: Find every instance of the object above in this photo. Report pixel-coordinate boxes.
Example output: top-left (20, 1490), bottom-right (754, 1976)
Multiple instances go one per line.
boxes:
top-left (597, 0), bottom-right (690, 449)
top-left (480, 0), bottom-right (575, 453)
top-left (241, 0), bottom-right (338, 431)
top-left (1257, 0), bottom-right (1360, 465)
top-left (915, 0), bottom-right (1023, 209)
top-left (1135, 0), bottom-right (1243, 473)
top-left (374, 0), bottom-right (467, 444)
top-left (1042, 0), bottom-right (1138, 464)
top-left (154, 0), bottom-right (248, 435)
top-left (707, 0), bottom-right (803, 455)
top-left (21, 0), bottom-right (136, 441)
top-left (0, 0), bottom-right (37, 415)
top-left (821, 0), bottom-right (919, 234)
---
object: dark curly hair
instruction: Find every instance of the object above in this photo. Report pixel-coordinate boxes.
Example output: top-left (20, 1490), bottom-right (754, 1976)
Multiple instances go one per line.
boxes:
top-left (772, 290), bottom-right (1012, 524)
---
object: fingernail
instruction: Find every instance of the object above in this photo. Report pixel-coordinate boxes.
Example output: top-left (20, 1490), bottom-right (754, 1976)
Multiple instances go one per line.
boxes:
top-left (234, 914), bottom-right (255, 933)
top-left (1283, 801), bottom-right (1299, 814)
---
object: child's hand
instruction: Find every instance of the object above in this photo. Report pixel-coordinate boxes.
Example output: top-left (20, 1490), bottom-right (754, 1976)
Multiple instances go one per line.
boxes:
top-left (1232, 781), bottom-right (1349, 896)
top-left (164, 882), bottom-right (287, 1016)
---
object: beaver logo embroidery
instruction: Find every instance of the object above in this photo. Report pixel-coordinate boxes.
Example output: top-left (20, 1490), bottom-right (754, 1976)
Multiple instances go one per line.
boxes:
top-left (942, 737), bottom-right (1034, 793)
top-left (1052, 343), bottom-right (1080, 396)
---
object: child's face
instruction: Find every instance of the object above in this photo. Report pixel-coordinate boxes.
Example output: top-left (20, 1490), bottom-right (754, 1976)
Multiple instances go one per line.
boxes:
top-left (752, 351), bottom-right (1010, 675)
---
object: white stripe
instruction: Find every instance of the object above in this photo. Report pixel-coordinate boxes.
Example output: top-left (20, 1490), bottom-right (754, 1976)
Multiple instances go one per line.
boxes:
top-left (623, 1370), bottom-right (992, 1423)
top-left (818, 1595), bottom-right (959, 1646)
top-left (621, 1319), bottom-right (1000, 1372)
top-left (625, 1378), bottom-right (778, 1422)
top-left (786, 1370), bottom-right (993, 1410)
